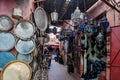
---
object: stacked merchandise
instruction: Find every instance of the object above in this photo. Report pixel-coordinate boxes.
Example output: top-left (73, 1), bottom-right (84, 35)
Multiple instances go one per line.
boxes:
top-left (0, 14), bottom-right (35, 80)
top-left (80, 17), bottom-right (109, 79)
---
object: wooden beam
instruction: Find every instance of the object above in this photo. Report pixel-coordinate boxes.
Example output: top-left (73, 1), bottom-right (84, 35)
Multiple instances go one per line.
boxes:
top-left (101, 0), bottom-right (120, 13)
top-left (59, 1), bottom-right (72, 20)
top-left (33, 0), bottom-right (45, 3)
top-left (64, 20), bottom-right (74, 27)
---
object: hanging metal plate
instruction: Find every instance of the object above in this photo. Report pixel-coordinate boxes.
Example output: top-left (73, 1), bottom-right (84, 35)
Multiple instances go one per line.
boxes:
top-left (16, 53), bottom-right (33, 64)
top-left (15, 39), bottom-right (35, 54)
top-left (0, 52), bottom-right (15, 71)
top-left (34, 7), bottom-right (48, 32)
top-left (0, 32), bottom-right (16, 51)
top-left (1, 60), bottom-right (32, 80)
top-left (0, 15), bottom-right (13, 31)
top-left (14, 20), bottom-right (35, 40)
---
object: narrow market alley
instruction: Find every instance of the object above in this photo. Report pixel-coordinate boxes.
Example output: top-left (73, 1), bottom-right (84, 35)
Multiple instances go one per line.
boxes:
top-left (0, 0), bottom-right (120, 80)
top-left (48, 60), bottom-right (80, 80)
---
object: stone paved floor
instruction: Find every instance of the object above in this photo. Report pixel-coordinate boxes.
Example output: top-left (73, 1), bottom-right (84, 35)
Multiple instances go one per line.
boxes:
top-left (33, 60), bottom-right (98, 80)
top-left (48, 60), bottom-right (81, 80)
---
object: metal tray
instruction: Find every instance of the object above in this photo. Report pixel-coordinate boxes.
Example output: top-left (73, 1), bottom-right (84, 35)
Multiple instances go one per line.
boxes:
top-left (1, 60), bottom-right (32, 80)
top-left (0, 15), bottom-right (13, 31)
top-left (0, 52), bottom-right (15, 71)
top-left (0, 32), bottom-right (16, 51)
top-left (15, 39), bottom-right (35, 54)
top-left (34, 7), bottom-right (48, 32)
top-left (14, 20), bottom-right (35, 40)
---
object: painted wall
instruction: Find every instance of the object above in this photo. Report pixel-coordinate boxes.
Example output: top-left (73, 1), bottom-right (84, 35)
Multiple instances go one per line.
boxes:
top-left (87, 0), bottom-right (120, 27)
top-left (0, 0), bottom-right (33, 20)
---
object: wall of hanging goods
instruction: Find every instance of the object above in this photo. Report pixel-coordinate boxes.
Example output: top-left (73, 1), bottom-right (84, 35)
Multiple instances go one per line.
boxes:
top-left (30, 0), bottom-right (49, 80)
top-left (59, 25), bottom-right (75, 73)
top-left (59, 20), bottom-right (83, 75)
top-left (59, 15), bottom-right (110, 79)
top-left (0, 1), bottom-right (33, 80)
top-left (0, 14), bottom-right (35, 80)
top-left (80, 16), bottom-right (109, 79)
top-left (0, 0), bottom-right (49, 80)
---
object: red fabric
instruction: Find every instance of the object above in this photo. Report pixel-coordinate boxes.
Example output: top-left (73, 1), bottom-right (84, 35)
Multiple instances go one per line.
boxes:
top-left (52, 45), bottom-right (59, 48)
top-left (111, 26), bottom-right (120, 80)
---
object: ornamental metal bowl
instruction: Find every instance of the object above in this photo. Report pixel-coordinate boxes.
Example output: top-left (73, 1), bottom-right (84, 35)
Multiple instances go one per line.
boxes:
top-left (1, 60), bottom-right (32, 80)
top-left (0, 32), bottom-right (16, 51)
top-left (34, 7), bottom-right (48, 32)
top-left (0, 52), bottom-right (15, 71)
top-left (0, 15), bottom-right (13, 31)
top-left (12, 8), bottom-right (23, 20)
top-left (15, 39), bottom-right (35, 54)
top-left (14, 20), bottom-right (35, 40)
top-left (16, 53), bottom-right (33, 64)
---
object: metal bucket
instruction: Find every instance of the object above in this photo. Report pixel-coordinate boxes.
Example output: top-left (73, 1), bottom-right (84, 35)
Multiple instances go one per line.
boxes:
top-left (15, 39), bottom-right (35, 54)
top-left (0, 32), bottom-right (16, 51)
top-left (34, 7), bottom-right (48, 32)
top-left (1, 60), bottom-right (32, 80)
top-left (14, 20), bottom-right (35, 40)
top-left (0, 15), bottom-right (13, 31)
top-left (0, 52), bottom-right (15, 71)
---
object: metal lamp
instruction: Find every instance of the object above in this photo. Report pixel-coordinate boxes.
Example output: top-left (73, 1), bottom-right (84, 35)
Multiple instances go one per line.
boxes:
top-left (51, 0), bottom-right (58, 22)
top-left (51, 10), bottom-right (58, 22)
top-left (71, 6), bottom-right (84, 26)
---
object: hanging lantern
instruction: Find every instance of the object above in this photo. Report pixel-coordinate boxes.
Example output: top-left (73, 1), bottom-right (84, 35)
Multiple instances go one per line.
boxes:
top-left (71, 6), bottom-right (84, 26)
top-left (51, 11), bottom-right (58, 22)
top-left (50, 0), bottom-right (58, 22)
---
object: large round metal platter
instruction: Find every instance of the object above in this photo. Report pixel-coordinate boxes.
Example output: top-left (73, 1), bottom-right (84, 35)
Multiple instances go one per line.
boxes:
top-left (15, 39), bottom-right (35, 54)
top-left (34, 7), bottom-right (48, 31)
top-left (16, 53), bottom-right (33, 64)
top-left (0, 52), bottom-right (15, 71)
top-left (0, 15), bottom-right (13, 31)
top-left (1, 60), bottom-right (32, 80)
top-left (0, 32), bottom-right (16, 51)
top-left (14, 20), bottom-right (35, 40)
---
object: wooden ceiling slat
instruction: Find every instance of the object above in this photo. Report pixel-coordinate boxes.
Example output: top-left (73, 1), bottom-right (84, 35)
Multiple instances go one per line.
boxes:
top-left (43, 0), bottom-right (98, 20)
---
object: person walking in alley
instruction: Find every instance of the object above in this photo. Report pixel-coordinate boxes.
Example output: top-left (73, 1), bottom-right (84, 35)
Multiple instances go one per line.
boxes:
top-left (48, 54), bottom-right (52, 69)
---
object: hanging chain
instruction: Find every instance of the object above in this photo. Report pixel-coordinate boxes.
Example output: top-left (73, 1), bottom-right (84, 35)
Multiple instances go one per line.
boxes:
top-left (77, 0), bottom-right (78, 6)
top-left (83, 0), bottom-right (87, 12)
top-left (55, 0), bottom-right (57, 11)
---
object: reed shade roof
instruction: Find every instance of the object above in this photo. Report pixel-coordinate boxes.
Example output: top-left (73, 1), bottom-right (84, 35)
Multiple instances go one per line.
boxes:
top-left (43, 0), bottom-right (98, 20)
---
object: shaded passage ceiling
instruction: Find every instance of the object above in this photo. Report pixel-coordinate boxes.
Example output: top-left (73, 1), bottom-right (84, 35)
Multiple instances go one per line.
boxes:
top-left (44, 0), bottom-right (98, 20)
